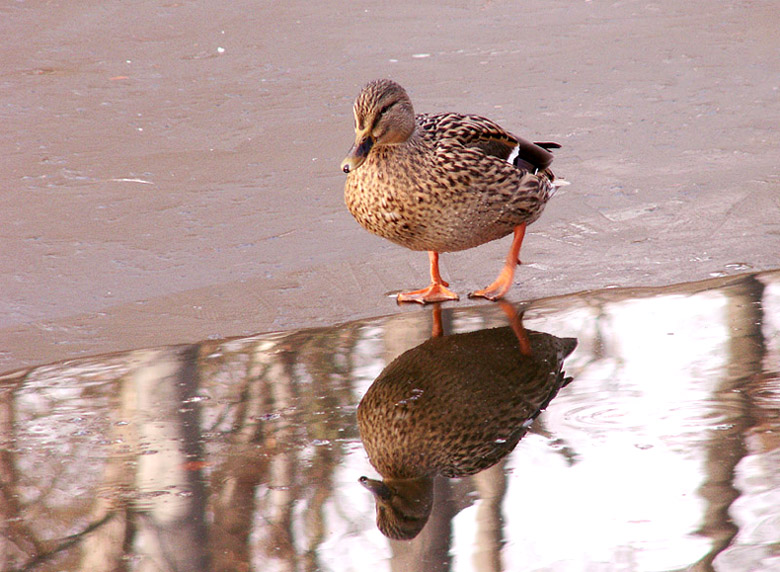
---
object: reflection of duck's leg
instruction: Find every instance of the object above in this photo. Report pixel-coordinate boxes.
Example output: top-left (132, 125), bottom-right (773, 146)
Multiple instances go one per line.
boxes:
top-left (431, 303), bottom-right (443, 338)
top-left (469, 223), bottom-right (526, 301)
top-left (498, 300), bottom-right (532, 356)
top-left (397, 251), bottom-right (460, 304)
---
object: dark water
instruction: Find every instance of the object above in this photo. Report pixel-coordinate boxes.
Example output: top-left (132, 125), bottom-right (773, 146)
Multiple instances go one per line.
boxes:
top-left (1, 271), bottom-right (778, 572)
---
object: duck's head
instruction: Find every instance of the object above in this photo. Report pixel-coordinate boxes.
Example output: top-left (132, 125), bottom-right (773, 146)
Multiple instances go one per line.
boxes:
top-left (359, 475), bottom-right (433, 540)
top-left (341, 79), bottom-right (416, 174)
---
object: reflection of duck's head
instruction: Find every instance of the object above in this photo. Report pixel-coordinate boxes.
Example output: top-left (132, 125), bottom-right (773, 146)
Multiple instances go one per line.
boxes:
top-left (359, 476), bottom-right (433, 540)
top-left (358, 322), bottom-right (576, 539)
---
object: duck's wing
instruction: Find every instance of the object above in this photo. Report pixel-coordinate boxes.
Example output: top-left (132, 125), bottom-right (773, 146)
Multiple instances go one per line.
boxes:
top-left (417, 113), bottom-right (517, 159)
top-left (417, 113), bottom-right (558, 171)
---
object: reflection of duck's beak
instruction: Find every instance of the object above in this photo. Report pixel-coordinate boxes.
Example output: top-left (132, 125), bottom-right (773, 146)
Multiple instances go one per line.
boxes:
top-left (341, 134), bottom-right (374, 173)
top-left (359, 476), bottom-right (391, 501)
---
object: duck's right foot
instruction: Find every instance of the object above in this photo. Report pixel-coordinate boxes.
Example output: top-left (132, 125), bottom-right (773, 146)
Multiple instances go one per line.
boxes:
top-left (396, 282), bottom-right (460, 305)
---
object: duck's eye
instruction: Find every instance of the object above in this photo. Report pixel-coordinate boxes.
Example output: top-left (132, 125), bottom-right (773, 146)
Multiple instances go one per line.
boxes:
top-left (379, 103), bottom-right (392, 116)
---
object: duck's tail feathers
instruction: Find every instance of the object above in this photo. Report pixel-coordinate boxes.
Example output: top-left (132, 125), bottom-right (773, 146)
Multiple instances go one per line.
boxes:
top-left (537, 171), bottom-right (570, 200)
top-left (533, 141), bottom-right (562, 151)
top-left (547, 177), bottom-right (571, 199)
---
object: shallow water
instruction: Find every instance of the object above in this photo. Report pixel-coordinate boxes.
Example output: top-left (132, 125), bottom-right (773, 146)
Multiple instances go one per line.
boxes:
top-left (1, 270), bottom-right (778, 571)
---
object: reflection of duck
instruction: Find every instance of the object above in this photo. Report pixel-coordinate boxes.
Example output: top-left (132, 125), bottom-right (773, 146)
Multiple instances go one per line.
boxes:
top-left (341, 79), bottom-right (568, 303)
top-left (357, 305), bottom-right (577, 540)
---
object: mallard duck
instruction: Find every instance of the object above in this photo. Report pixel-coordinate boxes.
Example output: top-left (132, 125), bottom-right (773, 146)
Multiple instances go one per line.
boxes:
top-left (341, 78), bottom-right (567, 304)
top-left (357, 306), bottom-right (577, 540)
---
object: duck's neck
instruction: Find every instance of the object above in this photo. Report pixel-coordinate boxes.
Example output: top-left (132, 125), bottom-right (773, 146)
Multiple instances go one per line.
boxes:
top-left (373, 132), bottom-right (424, 160)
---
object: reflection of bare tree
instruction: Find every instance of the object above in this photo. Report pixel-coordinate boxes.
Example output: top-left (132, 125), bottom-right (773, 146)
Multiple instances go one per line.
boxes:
top-left (0, 372), bottom-right (41, 569)
top-left (750, 274), bottom-right (780, 458)
top-left (1, 346), bottom-right (211, 572)
top-left (260, 343), bottom-right (298, 572)
top-left (81, 346), bottom-right (211, 572)
top-left (0, 368), bottom-right (125, 572)
top-left (747, 373), bottom-right (780, 456)
top-left (131, 346), bottom-right (210, 572)
top-left (203, 324), bottom-right (361, 572)
top-left (297, 330), bottom-right (358, 572)
top-left (78, 405), bottom-right (131, 572)
top-left (694, 275), bottom-right (765, 570)
top-left (471, 461), bottom-right (507, 572)
top-left (208, 339), bottom-right (272, 572)
top-left (712, 274), bottom-right (780, 569)
top-left (253, 327), bottom-right (362, 572)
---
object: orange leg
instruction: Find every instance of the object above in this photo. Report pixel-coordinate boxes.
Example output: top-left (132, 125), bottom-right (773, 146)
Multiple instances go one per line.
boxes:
top-left (397, 251), bottom-right (460, 304)
top-left (469, 223), bottom-right (526, 301)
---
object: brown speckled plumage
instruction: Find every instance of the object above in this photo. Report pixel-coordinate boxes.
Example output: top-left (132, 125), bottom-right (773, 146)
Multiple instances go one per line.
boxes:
top-left (357, 325), bottom-right (577, 539)
top-left (341, 79), bottom-right (567, 302)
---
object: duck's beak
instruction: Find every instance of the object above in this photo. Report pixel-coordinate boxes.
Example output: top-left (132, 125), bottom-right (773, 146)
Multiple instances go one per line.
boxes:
top-left (341, 134), bottom-right (374, 174)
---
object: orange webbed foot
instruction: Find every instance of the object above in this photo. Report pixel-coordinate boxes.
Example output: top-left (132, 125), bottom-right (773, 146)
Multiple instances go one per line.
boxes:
top-left (397, 250), bottom-right (460, 304)
top-left (397, 282), bottom-right (460, 305)
top-left (468, 267), bottom-right (514, 301)
top-left (469, 224), bottom-right (526, 302)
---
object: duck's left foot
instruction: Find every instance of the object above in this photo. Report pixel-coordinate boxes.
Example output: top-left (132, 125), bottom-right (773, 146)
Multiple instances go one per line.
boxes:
top-left (470, 224), bottom-right (525, 301)
top-left (468, 267), bottom-right (515, 301)
top-left (469, 284), bottom-right (509, 301)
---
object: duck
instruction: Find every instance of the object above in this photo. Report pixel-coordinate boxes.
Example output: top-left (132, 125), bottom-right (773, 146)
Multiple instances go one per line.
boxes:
top-left (357, 303), bottom-right (577, 540)
top-left (341, 78), bottom-right (567, 304)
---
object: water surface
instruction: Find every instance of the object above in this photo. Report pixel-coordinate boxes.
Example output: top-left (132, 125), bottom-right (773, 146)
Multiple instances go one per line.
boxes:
top-left (2, 271), bottom-right (779, 571)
